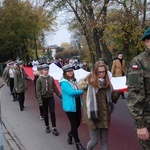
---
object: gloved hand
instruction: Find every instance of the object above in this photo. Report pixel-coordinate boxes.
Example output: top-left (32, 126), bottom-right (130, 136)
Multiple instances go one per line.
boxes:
top-left (111, 90), bottom-right (120, 104)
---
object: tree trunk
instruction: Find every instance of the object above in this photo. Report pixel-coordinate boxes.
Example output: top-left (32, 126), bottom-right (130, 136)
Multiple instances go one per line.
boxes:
top-left (101, 42), bottom-right (113, 70)
top-left (142, 0), bottom-right (147, 28)
top-left (34, 34), bottom-right (38, 60)
top-left (93, 28), bottom-right (102, 60)
top-left (85, 35), bottom-right (96, 65)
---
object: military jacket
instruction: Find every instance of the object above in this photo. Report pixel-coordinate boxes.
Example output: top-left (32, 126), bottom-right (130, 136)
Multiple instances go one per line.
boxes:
top-left (2, 66), bottom-right (9, 83)
top-left (127, 49), bottom-right (150, 129)
top-left (14, 67), bottom-right (32, 93)
top-left (36, 75), bottom-right (61, 106)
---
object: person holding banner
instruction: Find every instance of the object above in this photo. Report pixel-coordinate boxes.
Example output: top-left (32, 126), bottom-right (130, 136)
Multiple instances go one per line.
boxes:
top-left (78, 62), bottom-right (116, 150)
top-left (127, 27), bottom-right (150, 150)
top-left (59, 64), bottom-right (85, 150)
top-left (36, 64), bottom-right (61, 135)
top-left (14, 61), bottom-right (33, 111)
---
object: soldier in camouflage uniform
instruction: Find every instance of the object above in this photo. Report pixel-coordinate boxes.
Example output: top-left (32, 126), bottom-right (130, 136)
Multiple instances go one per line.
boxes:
top-left (127, 27), bottom-right (150, 149)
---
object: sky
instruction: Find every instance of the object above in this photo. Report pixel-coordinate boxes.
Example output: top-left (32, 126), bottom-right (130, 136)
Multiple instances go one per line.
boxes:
top-left (45, 26), bottom-right (71, 47)
top-left (28, 0), bottom-right (71, 47)
top-left (44, 10), bottom-right (72, 47)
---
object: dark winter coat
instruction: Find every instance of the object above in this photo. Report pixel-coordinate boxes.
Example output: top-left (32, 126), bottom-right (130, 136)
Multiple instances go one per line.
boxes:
top-left (78, 79), bottom-right (110, 130)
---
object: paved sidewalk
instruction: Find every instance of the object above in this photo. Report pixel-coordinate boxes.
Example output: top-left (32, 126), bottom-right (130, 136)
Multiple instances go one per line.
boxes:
top-left (2, 123), bottom-right (18, 150)
top-left (2, 123), bottom-right (13, 150)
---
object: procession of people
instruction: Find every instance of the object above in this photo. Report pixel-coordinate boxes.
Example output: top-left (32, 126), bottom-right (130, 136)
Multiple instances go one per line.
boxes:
top-left (1, 27), bottom-right (150, 150)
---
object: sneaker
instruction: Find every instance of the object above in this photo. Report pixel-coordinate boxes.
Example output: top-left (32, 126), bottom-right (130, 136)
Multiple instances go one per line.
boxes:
top-left (52, 127), bottom-right (59, 136)
top-left (40, 116), bottom-right (44, 120)
top-left (46, 127), bottom-right (50, 133)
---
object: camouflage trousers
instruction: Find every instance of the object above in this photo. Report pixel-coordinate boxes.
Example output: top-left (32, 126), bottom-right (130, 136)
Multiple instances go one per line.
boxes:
top-left (139, 139), bottom-right (150, 150)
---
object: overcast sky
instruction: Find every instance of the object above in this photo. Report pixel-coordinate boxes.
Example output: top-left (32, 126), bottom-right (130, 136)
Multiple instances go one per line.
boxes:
top-left (45, 26), bottom-right (71, 47)
top-left (44, 9), bottom-right (72, 47)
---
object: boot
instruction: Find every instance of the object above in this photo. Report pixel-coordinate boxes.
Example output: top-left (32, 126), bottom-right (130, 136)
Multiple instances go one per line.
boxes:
top-left (76, 143), bottom-right (85, 150)
top-left (46, 126), bottom-right (50, 133)
top-left (121, 92), bottom-right (126, 99)
top-left (12, 93), bottom-right (16, 101)
top-left (67, 133), bottom-right (73, 144)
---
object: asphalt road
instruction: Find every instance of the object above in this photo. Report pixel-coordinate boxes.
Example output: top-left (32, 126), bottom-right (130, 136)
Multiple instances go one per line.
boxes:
top-left (1, 81), bottom-right (142, 150)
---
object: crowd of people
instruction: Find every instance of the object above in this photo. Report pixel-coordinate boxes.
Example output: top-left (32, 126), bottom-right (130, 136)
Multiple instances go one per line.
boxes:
top-left (1, 58), bottom-right (120, 150)
top-left (31, 57), bottom-right (90, 72)
top-left (1, 27), bottom-right (150, 150)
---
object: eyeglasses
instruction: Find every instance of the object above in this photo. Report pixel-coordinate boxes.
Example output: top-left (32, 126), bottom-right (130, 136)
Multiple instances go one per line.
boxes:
top-left (98, 71), bottom-right (106, 74)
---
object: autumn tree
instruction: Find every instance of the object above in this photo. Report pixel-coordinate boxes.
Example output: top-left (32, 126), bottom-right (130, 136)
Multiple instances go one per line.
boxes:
top-left (44, 0), bottom-right (112, 66)
top-left (104, 0), bottom-right (149, 63)
top-left (44, 0), bottom-right (150, 67)
top-left (0, 0), bottom-right (56, 62)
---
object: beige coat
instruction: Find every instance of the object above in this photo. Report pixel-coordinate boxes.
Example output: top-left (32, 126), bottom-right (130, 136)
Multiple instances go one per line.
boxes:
top-left (111, 59), bottom-right (126, 77)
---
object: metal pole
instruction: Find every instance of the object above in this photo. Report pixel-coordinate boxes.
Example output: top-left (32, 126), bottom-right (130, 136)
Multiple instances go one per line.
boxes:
top-left (0, 82), bottom-right (5, 150)
top-left (0, 88), bottom-right (3, 150)
top-left (0, 101), bottom-right (3, 150)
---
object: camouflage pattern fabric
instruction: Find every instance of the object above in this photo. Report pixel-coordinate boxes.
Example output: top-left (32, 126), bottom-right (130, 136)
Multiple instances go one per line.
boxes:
top-left (127, 48), bottom-right (150, 149)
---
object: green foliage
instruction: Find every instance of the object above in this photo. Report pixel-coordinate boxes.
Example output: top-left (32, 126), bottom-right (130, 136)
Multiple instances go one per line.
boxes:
top-left (0, 0), bottom-right (56, 62)
top-left (55, 49), bottom-right (79, 59)
top-left (45, 0), bottom-right (149, 65)
top-left (56, 47), bottom-right (64, 53)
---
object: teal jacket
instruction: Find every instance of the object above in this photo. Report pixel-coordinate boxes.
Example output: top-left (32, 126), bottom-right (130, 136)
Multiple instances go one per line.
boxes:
top-left (59, 78), bottom-right (83, 112)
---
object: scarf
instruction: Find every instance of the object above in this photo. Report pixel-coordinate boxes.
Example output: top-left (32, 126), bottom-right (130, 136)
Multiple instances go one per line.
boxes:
top-left (69, 79), bottom-right (78, 90)
top-left (86, 79), bottom-right (115, 119)
top-left (86, 84), bottom-right (98, 119)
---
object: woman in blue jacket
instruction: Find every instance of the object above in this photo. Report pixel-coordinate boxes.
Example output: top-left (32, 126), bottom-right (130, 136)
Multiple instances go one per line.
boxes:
top-left (59, 64), bottom-right (85, 150)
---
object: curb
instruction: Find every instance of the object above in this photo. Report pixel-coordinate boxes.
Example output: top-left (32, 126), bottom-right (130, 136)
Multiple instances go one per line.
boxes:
top-left (2, 124), bottom-right (19, 150)
top-left (2, 116), bottom-right (26, 150)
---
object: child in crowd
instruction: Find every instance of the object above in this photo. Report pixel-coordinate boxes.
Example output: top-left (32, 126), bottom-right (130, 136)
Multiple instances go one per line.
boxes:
top-left (36, 64), bottom-right (61, 135)
top-left (33, 65), bottom-right (44, 120)
top-left (59, 64), bottom-right (85, 150)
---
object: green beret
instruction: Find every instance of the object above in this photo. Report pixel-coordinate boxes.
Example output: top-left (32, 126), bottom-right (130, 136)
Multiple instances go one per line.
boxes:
top-left (142, 27), bottom-right (150, 41)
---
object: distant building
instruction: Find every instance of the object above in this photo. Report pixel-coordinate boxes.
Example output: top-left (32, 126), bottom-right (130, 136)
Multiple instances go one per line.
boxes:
top-left (44, 45), bottom-right (58, 60)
